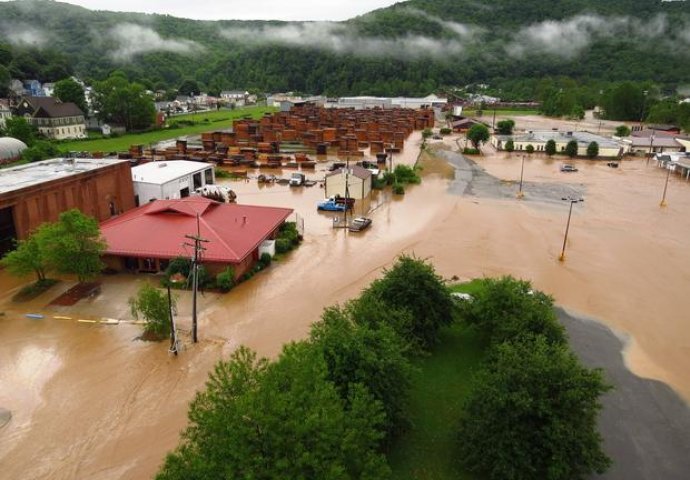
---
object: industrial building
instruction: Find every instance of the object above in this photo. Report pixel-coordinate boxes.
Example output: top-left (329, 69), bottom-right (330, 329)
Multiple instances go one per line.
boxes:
top-left (131, 160), bottom-right (215, 205)
top-left (0, 158), bottom-right (135, 255)
top-left (491, 131), bottom-right (623, 158)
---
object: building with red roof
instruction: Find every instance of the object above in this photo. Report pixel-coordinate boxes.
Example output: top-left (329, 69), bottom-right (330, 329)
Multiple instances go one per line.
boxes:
top-left (100, 197), bottom-right (293, 277)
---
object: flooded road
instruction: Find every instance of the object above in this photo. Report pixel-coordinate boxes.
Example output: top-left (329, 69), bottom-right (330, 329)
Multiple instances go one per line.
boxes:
top-left (2, 130), bottom-right (690, 479)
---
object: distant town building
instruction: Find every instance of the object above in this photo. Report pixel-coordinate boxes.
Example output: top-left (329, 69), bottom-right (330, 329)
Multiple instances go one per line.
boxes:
top-left (491, 130), bottom-right (623, 158)
top-left (16, 96), bottom-right (86, 140)
top-left (325, 95), bottom-right (447, 110)
top-left (130, 160), bottom-right (215, 206)
top-left (22, 80), bottom-right (43, 97)
top-left (623, 130), bottom-right (685, 155)
top-left (0, 99), bottom-right (11, 128)
top-left (100, 197), bottom-right (293, 276)
top-left (42, 82), bottom-right (55, 97)
top-left (0, 158), bottom-right (135, 255)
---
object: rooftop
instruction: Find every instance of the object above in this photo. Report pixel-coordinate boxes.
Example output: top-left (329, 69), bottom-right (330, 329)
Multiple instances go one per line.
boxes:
top-left (131, 160), bottom-right (212, 185)
top-left (0, 158), bottom-right (127, 195)
top-left (326, 165), bottom-right (372, 180)
top-left (21, 96), bottom-right (84, 118)
top-left (495, 130), bottom-right (621, 149)
top-left (100, 197), bottom-right (293, 264)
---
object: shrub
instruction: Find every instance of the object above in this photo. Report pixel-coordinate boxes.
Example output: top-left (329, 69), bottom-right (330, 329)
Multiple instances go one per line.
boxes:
top-left (525, 144), bottom-right (535, 154)
top-left (463, 147), bottom-right (480, 155)
top-left (275, 238), bottom-right (292, 254)
top-left (214, 168), bottom-right (232, 178)
top-left (216, 267), bottom-right (236, 293)
top-left (392, 183), bottom-right (405, 195)
top-left (565, 140), bottom-right (579, 158)
top-left (504, 139), bottom-right (514, 152)
top-left (393, 165), bottom-right (421, 184)
top-left (259, 252), bottom-right (272, 267)
top-left (587, 141), bottom-right (599, 158)
top-left (166, 257), bottom-right (191, 279)
top-left (439, 127), bottom-right (452, 135)
top-left (129, 283), bottom-right (176, 340)
top-left (545, 139), bottom-right (557, 156)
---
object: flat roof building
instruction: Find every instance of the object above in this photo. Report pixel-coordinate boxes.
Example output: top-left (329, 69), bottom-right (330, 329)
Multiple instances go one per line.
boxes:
top-left (131, 160), bottom-right (215, 205)
top-left (0, 158), bottom-right (135, 255)
top-left (491, 131), bottom-right (623, 158)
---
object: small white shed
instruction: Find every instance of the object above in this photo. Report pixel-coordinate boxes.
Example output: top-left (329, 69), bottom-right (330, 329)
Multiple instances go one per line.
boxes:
top-left (324, 165), bottom-right (373, 200)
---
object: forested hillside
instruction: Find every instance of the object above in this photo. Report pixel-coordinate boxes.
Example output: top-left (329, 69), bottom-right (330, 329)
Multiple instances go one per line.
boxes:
top-left (0, 0), bottom-right (688, 98)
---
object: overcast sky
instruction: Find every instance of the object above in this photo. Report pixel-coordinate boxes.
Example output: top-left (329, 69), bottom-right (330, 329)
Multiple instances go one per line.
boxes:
top-left (33, 0), bottom-right (403, 21)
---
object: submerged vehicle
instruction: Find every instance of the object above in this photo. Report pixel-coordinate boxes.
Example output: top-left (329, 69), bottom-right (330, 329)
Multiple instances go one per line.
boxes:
top-left (348, 217), bottom-right (372, 232)
top-left (317, 198), bottom-right (348, 211)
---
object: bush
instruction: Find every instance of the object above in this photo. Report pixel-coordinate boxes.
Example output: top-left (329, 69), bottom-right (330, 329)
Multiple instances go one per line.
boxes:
top-left (259, 252), bottom-right (272, 267)
top-left (587, 141), bottom-right (599, 159)
top-left (129, 283), bottom-right (176, 340)
top-left (275, 238), bottom-right (292, 254)
top-left (392, 183), bottom-right (405, 195)
top-left (439, 127), bottom-right (452, 135)
top-left (165, 257), bottom-right (191, 279)
top-left (565, 139), bottom-right (579, 158)
top-left (382, 171), bottom-right (396, 185)
top-left (504, 139), bottom-right (514, 152)
top-left (393, 165), bottom-right (421, 184)
top-left (463, 147), bottom-right (480, 155)
top-left (216, 267), bottom-right (236, 293)
top-left (214, 167), bottom-right (232, 178)
top-left (545, 139), bottom-right (557, 156)
top-left (525, 144), bottom-right (535, 154)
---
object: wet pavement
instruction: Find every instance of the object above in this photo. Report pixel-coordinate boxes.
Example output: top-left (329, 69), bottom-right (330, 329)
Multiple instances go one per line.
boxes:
top-left (1, 129), bottom-right (690, 479)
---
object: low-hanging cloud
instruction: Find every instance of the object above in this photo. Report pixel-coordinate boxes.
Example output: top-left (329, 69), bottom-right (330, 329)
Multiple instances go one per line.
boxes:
top-left (0, 23), bottom-right (50, 47)
top-left (506, 14), bottom-right (688, 59)
top-left (107, 23), bottom-right (204, 61)
top-left (220, 19), bottom-right (478, 60)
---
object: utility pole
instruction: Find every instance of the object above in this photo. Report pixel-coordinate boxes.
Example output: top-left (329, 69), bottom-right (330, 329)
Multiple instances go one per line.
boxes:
top-left (559, 197), bottom-right (584, 262)
top-left (660, 165), bottom-right (671, 207)
top-left (167, 284), bottom-right (178, 356)
top-left (517, 155), bottom-right (526, 199)
top-left (184, 214), bottom-right (208, 343)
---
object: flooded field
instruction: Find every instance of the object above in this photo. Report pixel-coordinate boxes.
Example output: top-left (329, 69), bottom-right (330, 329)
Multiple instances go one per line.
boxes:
top-left (2, 129), bottom-right (690, 479)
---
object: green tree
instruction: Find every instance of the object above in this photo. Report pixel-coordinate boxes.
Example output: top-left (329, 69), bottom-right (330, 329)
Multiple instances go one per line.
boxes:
top-left (421, 127), bottom-right (433, 146)
top-left (310, 304), bottom-right (413, 439)
top-left (586, 141), bottom-right (599, 158)
top-left (358, 255), bottom-right (454, 350)
top-left (504, 139), bottom-right (514, 152)
top-left (38, 209), bottom-right (105, 283)
top-left (545, 139), bottom-right (557, 156)
top-left (457, 337), bottom-right (611, 480)
top-left (93, 74), bottom-right (156, 131)
top-left (458, 276), bottom-right (566, 346)
top-left (467, 123), bottom-right (490, 149)
top-left (129, 283), bottom-right (176, 339)
top-left (54, 77), bottom-right (87, 114)
top-left (615, 125), bottom-right (631, 137)
top-left (601, 82), bottom-right (646, 121)
top-left (178, 79), bottom-right (201, 96)
top-left (157, 345), bottom-right (390, 480)
top-left (3, 117), bottom-right (35, 146)
top-left (21, 140), bottom-right (59, 163)
top-left (565, 139), bottom-right (579, 158)
top-left (525, 144), bottom-right (535, 154)
top-left (496, 119), bottom-right (515, 135)
top-left (0, 64), bottom-right (10, 98)
top-left (0, 235), bottom-right (48, 282)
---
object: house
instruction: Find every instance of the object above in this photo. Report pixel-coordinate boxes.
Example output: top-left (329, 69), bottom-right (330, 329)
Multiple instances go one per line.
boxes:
top-left (100, 197), bottom-right (293, 277)
top-left (0, 158), bottom-right (135, 255)
top-left (491, 130), bottom-right (623, 158)
top-left (624, 132), bottom-right (684, 155)
top-left (15, 96), bottom-right (86, 140)
top-left (220, 90), bottom-right (247, 106)
top-left (0, 99), bottom-right (11, 128)
top-left (325, 165), bottom-right (373, 200)
top-left (451, 117), bottom-right (485, 133)
top-left (22, 80), bottom-right (43, 97)
top-left (131, 160), bottom-right (216, 206)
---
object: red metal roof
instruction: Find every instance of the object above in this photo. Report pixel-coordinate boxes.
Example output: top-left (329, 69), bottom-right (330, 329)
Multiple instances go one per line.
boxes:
top-left (100, 197), bottom-right (293, 263)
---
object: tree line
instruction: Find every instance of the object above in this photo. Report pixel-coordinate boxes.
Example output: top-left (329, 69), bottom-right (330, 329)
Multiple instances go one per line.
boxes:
top-left (157, 257), bottom-right (611, 480)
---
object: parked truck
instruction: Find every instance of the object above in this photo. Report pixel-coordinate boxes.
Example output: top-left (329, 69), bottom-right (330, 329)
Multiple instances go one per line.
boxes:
top-left (289, 172), bottom-right (306, 187)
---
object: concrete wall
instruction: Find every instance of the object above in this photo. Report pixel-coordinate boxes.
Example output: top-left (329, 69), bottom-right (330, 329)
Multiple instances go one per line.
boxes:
top-left (0, 161), bottom-right (135, 243)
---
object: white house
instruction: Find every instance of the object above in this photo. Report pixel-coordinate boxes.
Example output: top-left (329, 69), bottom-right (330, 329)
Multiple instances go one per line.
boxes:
top-left (131, 160), bottom-right (215, 205)
top-left (220, 90), bottom-right (247, 106)
top-left (324, 165), bottom-right (373, 200)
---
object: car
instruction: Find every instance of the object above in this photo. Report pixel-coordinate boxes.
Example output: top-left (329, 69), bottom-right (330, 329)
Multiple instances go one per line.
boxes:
top-left (560, 164), bottom-right (578, 172)
top-left (317, 199), bottom-right (347, 212)
top-left (348, 217), bottom-right (372, 232)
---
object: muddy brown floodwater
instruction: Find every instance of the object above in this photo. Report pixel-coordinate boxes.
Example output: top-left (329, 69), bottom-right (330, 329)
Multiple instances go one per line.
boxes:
top-left (1, 130), bottom-right (689, 479)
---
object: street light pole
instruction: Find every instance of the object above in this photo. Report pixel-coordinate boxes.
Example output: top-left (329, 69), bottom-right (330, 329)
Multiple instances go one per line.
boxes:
top-left (559, 198), bottom-right (583, 262)
top-left (517, 155), bottom-right (525, 199)
top-left (660, 165), bottom-right (671, 207)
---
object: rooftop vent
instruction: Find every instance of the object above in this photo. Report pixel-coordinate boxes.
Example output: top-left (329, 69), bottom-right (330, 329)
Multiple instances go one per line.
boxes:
top-left (158, 163), bottom-right (167, 168)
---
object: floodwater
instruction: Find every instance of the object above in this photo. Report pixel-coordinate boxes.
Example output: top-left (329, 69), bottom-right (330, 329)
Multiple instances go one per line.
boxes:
top-left (2, 129), bottom-right (690, 479)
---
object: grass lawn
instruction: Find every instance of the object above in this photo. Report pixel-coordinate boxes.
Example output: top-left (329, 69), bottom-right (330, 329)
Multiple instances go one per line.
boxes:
top-left (57, 106), bottom-right (276, 153)
top-left (388, 320), bottom-right (486, 480)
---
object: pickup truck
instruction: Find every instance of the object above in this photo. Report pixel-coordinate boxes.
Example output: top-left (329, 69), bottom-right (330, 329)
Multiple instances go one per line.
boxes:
top-left (317, 198), bottom-right (347, 212)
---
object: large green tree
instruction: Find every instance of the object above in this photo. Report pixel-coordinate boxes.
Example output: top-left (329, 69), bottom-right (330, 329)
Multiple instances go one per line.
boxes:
top-left (466, 123), bottom-right (490, 150)
top-left (565, 139), bottom-right (579, 158)
top-left (457, 337), bottom-right (611, 480)
top-left (545, 139), bottom-right (557, 156)
top-left (54, 77), bottom-right (87, 114)
top-left (129, 283), bottom-right (176, 339)
top-left (310, 304), bottom-right (413, 439)
top-left (357, 255), bottom-right (454, 350)
top-left (3, 117), bottom-right (35, 146)
top-left (157, 345), bottom-right (390, 479)
top-left (587, 141), bottom-right (599, 158)
top-left (0, 235), bottom-right (48, 282)
top-left (38, 209), bottom-right (105, 283)
top-left (496, 119), bottom-right (515, 135)
top-left (92, 73), bottom-right (156, 131)
top-left (601, 82), bottom-right (647, 121)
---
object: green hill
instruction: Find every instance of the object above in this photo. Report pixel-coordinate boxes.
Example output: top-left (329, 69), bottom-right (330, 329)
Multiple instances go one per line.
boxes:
top-left (0, 0), bottom-right (687, 97)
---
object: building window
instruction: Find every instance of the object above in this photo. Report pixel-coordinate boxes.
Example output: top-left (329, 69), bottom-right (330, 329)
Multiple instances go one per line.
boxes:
top-left (193, 172), bottom-right (202, 190)
top-left (204, 168), bottom-right (213, 185)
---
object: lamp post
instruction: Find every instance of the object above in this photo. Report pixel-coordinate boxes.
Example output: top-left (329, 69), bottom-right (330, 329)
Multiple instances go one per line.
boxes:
top-left (517, 155), bottom-right (525, 199)
top-left (559, 197), bottom-right (584, 262)
top-left (660, 165), bottom-right (671, 207)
